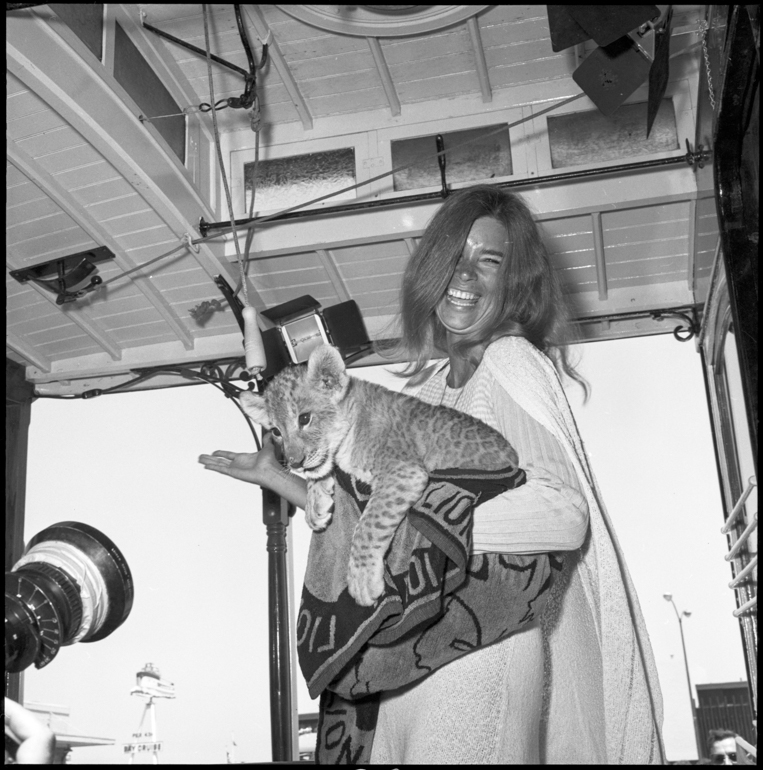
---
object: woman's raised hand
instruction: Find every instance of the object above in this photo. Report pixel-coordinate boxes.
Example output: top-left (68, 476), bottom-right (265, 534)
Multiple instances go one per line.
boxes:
top-left (199, 434), bottom-right (308, 510)
top-left (198, 433), bottom-right (279, 486)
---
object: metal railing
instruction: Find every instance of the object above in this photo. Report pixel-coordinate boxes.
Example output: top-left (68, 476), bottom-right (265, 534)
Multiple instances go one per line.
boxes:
top-left (722, 476), bottom-right (758, 619)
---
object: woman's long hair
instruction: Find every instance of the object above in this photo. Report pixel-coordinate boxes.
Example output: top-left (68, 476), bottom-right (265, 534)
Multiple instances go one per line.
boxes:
top-left (379, 184), bottom-right (588, 397)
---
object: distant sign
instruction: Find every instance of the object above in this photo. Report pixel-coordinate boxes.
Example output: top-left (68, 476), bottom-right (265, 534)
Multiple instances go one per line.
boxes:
top-left (123, 742), bottom-right (163, 753)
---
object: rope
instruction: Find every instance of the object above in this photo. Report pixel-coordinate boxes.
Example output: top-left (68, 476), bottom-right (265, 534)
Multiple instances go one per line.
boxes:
top-left (236, 119), bottom-right (259, 298)
top-left (202, 4), bottom-right (249, 308)
top-left (138, 105), bottom-right (205, 123)
top-left (101, 89), bottom-right (590, 292)
top-left (97, 242), bottom-right (188, 289)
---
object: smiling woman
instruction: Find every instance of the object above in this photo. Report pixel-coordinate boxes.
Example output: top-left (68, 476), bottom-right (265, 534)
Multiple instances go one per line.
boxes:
top-left (359, 184), bottom-right (665, 763)
top-left (390, 185), bottom-right (586, 395)
top-left (435, 216), bottom-right (507, 342)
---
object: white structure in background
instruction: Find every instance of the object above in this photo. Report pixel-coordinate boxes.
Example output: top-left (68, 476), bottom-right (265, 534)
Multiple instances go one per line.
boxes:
top-left (225, 733), bottom-right (237, 764)
top-left (23, 702), bottom-right (114, 763)
top-left (125, 663), bottom-right (176, 764)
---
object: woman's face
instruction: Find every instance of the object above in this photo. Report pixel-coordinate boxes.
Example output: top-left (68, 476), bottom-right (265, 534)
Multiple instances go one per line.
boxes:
top-left (435, 216), bottom-right (508, 337)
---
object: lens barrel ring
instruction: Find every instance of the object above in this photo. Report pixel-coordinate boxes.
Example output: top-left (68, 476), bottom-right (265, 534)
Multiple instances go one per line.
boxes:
top-left (26, 521), bottom-right (134, 642)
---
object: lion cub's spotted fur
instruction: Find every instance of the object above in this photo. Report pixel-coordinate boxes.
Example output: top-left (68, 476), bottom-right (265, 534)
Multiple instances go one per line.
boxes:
top-left (240, 344), bottom-right (519, 606)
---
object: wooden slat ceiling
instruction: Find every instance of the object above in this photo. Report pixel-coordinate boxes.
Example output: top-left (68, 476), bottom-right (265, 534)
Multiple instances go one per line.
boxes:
top-left (5, 4), bottom-right (717, 392)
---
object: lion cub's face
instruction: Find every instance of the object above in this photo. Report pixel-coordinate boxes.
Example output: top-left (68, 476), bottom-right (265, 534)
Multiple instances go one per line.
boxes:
top-left (240, 345), bottom-right (351, 479)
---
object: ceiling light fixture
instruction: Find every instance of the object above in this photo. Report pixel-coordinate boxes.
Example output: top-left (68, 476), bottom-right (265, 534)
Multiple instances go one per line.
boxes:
top-left (10, 247), bottom-right (115, 304)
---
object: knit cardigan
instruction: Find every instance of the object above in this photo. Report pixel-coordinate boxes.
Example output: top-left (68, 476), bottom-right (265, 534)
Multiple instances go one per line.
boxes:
top-left (370, 336), bottom-right (664, 764)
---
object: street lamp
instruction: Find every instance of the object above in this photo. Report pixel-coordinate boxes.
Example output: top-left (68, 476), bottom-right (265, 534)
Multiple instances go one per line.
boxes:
top-left (663, 593), bottom-right (703, 759)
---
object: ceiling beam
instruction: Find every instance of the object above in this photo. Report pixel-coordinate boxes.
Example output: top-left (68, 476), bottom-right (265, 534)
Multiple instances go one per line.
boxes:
top-left (315, 249), bottom-right (351, 302)
top-left (6, 331), bottom-right (52, 373)
top-left (22, 330), bottom-right (255, 384)
top-left (242, 5), bottom-right (313, 131)
top-left (590, 211), bottom-right (609, 301)
top-left (686, 198), bottom-right (696, 294)
top-left (367, 38), bottom-right (401, 117)
top-left (6, 138), bottom-right (195, 350)
top-left (466, 18), bottom-right (492, 103)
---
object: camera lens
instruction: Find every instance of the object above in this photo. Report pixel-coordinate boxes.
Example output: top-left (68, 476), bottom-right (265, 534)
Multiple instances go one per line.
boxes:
top-left (5, 521), bottom-right (133, 673)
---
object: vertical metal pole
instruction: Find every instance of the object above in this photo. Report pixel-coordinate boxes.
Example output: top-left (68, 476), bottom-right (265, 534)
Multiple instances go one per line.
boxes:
top-left (670, 599), bottom-right (704, 759)
top-left (262, 465), bottom-right (294, 762)
top-left (149, 700), bottom-right (158, 765)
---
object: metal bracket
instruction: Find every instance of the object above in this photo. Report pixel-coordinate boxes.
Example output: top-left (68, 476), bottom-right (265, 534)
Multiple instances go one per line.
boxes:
top-left (141, 5), bottom-right (267, 112)
top-left (436, 134), bottom-right (449, 198)
top-left (9, 247), bottom-right (115, 305)
top-left (182, 232), bottom-right (199, 253)
top-left (684, 138), bottom-right (712, 170)
top-left (649, 307), bottom-right (700, 341)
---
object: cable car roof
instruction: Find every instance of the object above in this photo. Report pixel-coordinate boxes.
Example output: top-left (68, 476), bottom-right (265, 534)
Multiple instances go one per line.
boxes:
top-left (6, 5), bottom-right (716, 392)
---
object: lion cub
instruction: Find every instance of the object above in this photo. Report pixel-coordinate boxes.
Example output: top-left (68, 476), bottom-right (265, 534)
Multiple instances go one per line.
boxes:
top-left (240, 344), bottom-right (519, 606)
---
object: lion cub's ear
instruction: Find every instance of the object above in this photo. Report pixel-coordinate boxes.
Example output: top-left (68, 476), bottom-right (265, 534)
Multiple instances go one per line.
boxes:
top-left (307, 344), bottom-right (349, 399)
top-left (239, 390), bottom-right (273, 429)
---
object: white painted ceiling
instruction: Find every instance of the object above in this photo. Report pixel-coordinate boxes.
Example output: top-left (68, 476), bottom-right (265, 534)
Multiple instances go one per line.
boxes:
top-left (6, 5), bottom-right (718, 392)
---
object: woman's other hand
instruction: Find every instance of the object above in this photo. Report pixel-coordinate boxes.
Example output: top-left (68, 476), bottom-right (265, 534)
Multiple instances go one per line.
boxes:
top-left (198, 434), bottom-right (308, 510)
top-left (198, 433), bottom-right (280, 486)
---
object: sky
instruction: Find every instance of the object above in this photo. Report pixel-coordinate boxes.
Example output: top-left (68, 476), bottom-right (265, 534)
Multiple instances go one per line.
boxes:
top-left (19, 332), bottom-right (749, 763)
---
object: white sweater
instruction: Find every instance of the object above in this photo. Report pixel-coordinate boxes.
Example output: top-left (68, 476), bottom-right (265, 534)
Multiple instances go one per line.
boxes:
top-left (412, 357), bottom-right (589, 554)
top-left (370, 337), bottom-right (664, 764)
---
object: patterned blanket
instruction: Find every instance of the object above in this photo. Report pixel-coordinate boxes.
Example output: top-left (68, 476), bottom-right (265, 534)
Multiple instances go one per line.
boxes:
top-left (297, 463), bottom-right (555, 764)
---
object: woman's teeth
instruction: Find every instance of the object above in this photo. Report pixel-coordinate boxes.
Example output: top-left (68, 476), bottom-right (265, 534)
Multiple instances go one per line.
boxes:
top-left (447, 289), bottom-right (479, 306)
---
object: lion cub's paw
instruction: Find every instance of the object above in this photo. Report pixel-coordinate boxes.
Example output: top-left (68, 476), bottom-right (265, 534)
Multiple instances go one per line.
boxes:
top-left (306, 508), bottom-right (333, 532)
top-left (306, 477), bottom-right (334, 532)
top-left (346, 554), bottom-right (385, 606)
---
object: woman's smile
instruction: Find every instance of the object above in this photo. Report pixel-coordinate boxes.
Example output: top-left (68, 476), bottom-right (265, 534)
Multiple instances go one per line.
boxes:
top-left (445, 288), bottom-right (481, 307)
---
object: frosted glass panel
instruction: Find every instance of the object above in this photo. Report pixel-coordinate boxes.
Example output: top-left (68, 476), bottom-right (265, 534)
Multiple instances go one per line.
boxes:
top-left (547, 99), bottom-right (678, 168)
top-left (244, 148), bottom-right (356, 212)
top-left (391, 125), bottom-right (512, 192)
